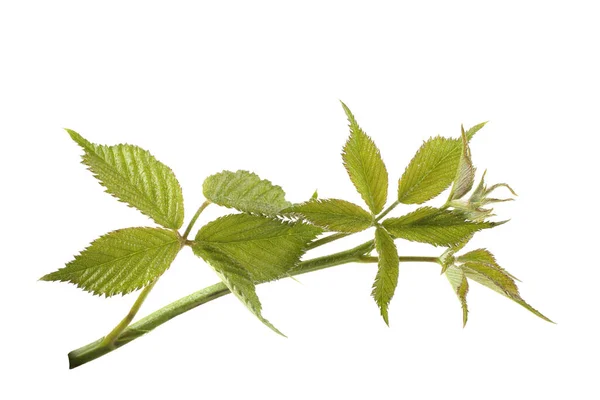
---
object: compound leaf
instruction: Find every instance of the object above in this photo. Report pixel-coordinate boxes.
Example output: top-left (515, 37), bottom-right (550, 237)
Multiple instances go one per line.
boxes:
top-left (290, 198), bottom-right (373, 232)
top-left (382, 207), bottom-right (497, 247)
top-left (445, 265), bottom-right (469, 326)
top-left (194, 214), bottom-right (321, 282)
top-left (67, 129), bottom-right (184, 229)
top-left (40, 227), bottom-right (181, 296)
top-left (193, 246), bottom-right (284, 336)
top-left (372, 226), bottom-right (399, 325)
top-left (340, 102), bottom-right (388, 214)
top-left (203, 170), bottom-right (291, 216)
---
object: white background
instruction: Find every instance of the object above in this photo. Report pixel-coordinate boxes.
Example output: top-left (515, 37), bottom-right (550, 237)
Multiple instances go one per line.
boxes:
top-left (1, 1), bottom-right (598, 398)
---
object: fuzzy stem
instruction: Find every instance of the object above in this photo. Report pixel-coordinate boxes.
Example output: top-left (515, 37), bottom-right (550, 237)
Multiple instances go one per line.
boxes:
top-left (375, 200), bottom-right (400, 222)
top-left (182, 200), bottom-right (211, 240)
top-left (67, 240), bottom-right (442, 369)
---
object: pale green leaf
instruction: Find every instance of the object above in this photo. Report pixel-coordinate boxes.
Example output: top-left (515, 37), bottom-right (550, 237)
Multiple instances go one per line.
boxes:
top-left (203, 170), bottom-right (291, 216)
top-left (194, 214), bottom-right (322, 282)
top-left (397, 122), bottom-right (486, 204)
top-left (458, 248), bottom-right (519, 281)
top-left (448, 126), bottom-right (475, 201)
top-left (291, 199), bottom-right (373, 233)
top-left (67, 129), bottom-right (184, 229)
top-left (193, 246), bottom-right (284, 336)
top-left (382, 207), bottom-right (497, 247)
top-left (460, 258), bottom-right (553, 323)
top-left (40, 227), bottom-right (181, 296)
top-left (340, 102), bottom-right (388, 214)
top-left (372, 226), bottom-right (399, 326)
top-left (445, 265), bottom-right (469, 327)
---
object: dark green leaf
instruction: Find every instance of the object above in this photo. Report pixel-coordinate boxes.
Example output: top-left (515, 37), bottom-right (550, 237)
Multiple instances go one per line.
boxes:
top-left (372, 227), bottom-right (399, 325)
top-left (340, 102), bottom-right (388, 214)
top-left (291, 199), bottom-right (373, 232)
top-left (40, 228), bottom-right (181, 296)
top-left (382, 207), bottom-right (497, 247)
top-left (67, 129), bottom-right (184, 229)
top-left (203, 170), bottom-right (291, 216)
top-left (194, 214), bottom-right (321, 281)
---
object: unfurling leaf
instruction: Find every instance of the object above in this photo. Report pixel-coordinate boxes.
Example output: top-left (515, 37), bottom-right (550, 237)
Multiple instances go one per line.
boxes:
top-left (40, 228), bottom-right (181, 296)
top-left (372, 227), bottom-right (399, 325)
top-left (397, 122), bottom-right (486, 205)
top-left (382, 207), bottom-right (497, 247)
top-left (193, 246), bottom-right (284, 336)
top-left (448, 126), bottom-right (475, 201)
top-left (203, 170), bottom-right (291, 216)
top-left (445, 265), bottom-right (469, 327)
top-left (290, 199), bottom-right (373, 232)
top-left (67, 129), bottom-right (184, 229)
top-left (194, 214), bottom-right (322, 282)
top-left (459, 252), bottom-right (553, 322)
top-left (340, 102), bottom-right (388, 214)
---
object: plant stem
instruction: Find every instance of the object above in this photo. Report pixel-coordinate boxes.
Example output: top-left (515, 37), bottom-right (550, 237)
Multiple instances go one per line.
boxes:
top-left (375, 200), bottom-right (399, 222)
top-left (305, 232), bottom-right (351, 250)
top-left (101, 279), bottom-right (158, 348)
top-left (67, 240), bottom-right (441, 369)
top-left (182, 200), bottom-right (211, 240)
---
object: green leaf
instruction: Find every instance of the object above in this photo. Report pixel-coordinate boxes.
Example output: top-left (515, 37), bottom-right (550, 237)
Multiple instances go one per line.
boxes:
top-left (194, 214), bottom-right (322, 282)
top-left (40, 227), bottom-right (181, 296)
top-left (458, 248), bottom-right (519, 281)
top-left (203, 170), bottom-right (291, 216)
top-left (67, 129), bottom-right (184, 229)
top-left (382, 207), bottom-right (497, 247)
top-left (193, 246), bottom-right (284, 336)
top-left (448, 126), bottom-right (475, 201)
top-left (290, 199), bottom-right (373, 233)
top-left (445, 264), bottom-right (469, 327)
top-left (460, 255), bottom-right (553, 323)
top-left (397, 122), bottom-right (487, 205)
top-left (372, 226), bottom-right (399, 326)
top-left (340, 102), bottom-right (388, 214)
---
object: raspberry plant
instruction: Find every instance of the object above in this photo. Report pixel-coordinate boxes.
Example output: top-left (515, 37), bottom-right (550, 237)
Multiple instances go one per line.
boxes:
top-left (41, 102), bottom-right (552, 369)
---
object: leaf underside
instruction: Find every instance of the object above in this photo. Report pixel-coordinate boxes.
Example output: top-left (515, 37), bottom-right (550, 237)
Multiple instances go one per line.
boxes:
top-left (445, 265), bottom-right (469, 326)
top-left (193, 246), bottom-right (284, 336)
top-left (40, 227), bottom-right (181, 296)
top-left (448, 127), bottom-right (475, 201)
top-left (382, 207), bottom-right (496, 247)
top-left (372, 226), bottom-right (400, 325)
top-left (290, 198), bottom-right (373, 232)
top-left (194, 214), bottom-right (322, 282)
top-left (203, 170), bottom-right (291, 216)
top-left (340, 102), bottom-right (388, 214)
top-left (67, 129), bottom-right (184, 229)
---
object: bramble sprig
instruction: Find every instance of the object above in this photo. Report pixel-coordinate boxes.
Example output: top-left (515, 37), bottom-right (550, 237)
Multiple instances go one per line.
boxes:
top-left (41, 102), bottom-right (552, 369)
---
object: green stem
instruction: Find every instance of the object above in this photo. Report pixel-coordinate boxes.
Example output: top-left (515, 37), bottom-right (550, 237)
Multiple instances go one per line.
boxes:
top-left (375, 200), bottom-right (399, 222)
top-left (182, 200), bottom-right (211, 240)
top-left (67, 240), bottom-right (442, 369)
top-left (358, 255), bottom-right (440, 264)
top-left (305, 232), bottom-right (351, 250)
top-left (101, 279), bottom-right (158, 348)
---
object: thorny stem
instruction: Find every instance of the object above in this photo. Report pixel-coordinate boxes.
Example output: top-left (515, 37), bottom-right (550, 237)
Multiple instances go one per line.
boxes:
top-left (182, 200), bottom-right (211, 240)
top-left (67, 235), bottom-right (440, 369)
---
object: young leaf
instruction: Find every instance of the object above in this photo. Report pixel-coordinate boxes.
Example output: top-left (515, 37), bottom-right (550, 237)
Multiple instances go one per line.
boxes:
top-left (290, 198), bottom-right (373, 232)
top-left (460, 257), bottom-right (553, 323)
top-left (372, 226), bottom-right (400, 325)
top-left (458, 248), bottom-right (519, 281)
top-left (382, 207), bottom-right (497, 247)
top-left (448, 126), bottom-right (475, 201)
top-left (40, 227), bottom-right (181, 296)
top-left (397, 122), bottom-right (486, 205)
top-left (194, 214), bottom-right (322, 282)
top-left (203, 170), bottom-right (291, 216)
top-left (445, 264), bottom-right (469, 327)
top-left (67, 129), bottom-right (184, 229)
top-left (193, 246), bottom-right (284, 336)
top-left (340, 102), bottom-right (388, 214)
